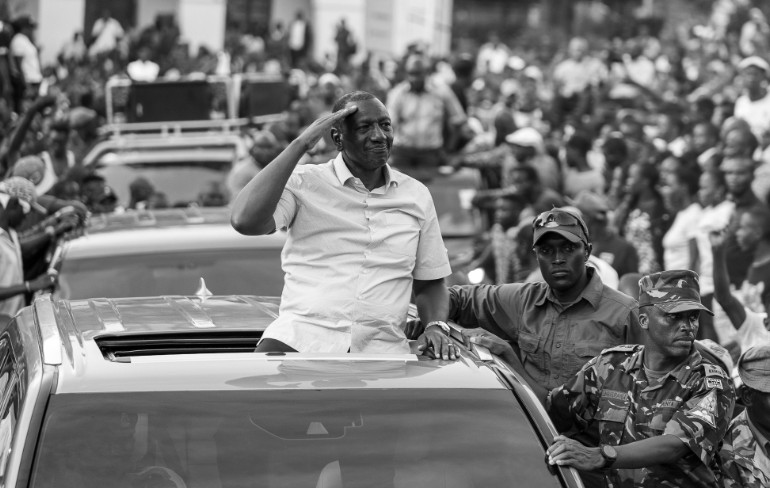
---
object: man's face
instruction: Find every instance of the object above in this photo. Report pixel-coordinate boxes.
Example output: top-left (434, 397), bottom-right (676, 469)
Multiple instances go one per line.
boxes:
top-left (736, 213), bottom-right (763, 251)
top-left (533, 235), bottom-right (589, 293)
top-left (743, 387), bottom-right (770, 433)
top-left (405, 59), bottom-right (428, 92)
top-left (723, 129), bottom-right (749, 158)
top-left (509, 168), bottom-right (534, 196)
top-left (742, 66), bottom-right (766, 92)
top-left (698, 172), bottom-right (724, 207)
top-left (337, 99), bottom-right (393, 171)
top-left (691, 124), bottom-right (715, 154)
top-left (49, 129), bottom-right (69, 157)
top-left (721, 158), bottom-right (754, 196)
top-left (493, 198), bottom-right (520, 229)
top-left (3, 197), bottom-right (26, 229)
top-left (642, 306), bottom-right (699, 360)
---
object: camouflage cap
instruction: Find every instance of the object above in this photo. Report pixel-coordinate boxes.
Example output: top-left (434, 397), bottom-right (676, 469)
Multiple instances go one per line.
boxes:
top-left (638, 269), bottom-right (713, 315)
top-left (738, 346), bottom-right (770, 393)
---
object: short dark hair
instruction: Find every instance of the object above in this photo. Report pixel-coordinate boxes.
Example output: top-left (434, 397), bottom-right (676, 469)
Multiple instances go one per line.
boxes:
top-left (672, 164), bottom-right (701, 197)
top-left (331, 91), bottom-right (378, 115)
top-left (331, 91), bottom-right (378, 129)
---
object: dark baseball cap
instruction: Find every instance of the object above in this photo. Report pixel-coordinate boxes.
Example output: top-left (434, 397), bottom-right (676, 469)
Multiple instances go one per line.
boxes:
top-left (638, 270), bottom-right (713, 315)
top-left (739, 346), bottom-right (770, 393)
top-left (532, 209), bottom-right (589, 246)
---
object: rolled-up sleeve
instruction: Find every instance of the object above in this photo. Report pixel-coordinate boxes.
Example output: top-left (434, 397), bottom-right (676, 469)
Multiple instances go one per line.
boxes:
top-left (447, 284), bottom-right (522, 340)
top-left (413, 197), bottom-right (451, 281)
top-left (273, 173), bottom-right (301, 231)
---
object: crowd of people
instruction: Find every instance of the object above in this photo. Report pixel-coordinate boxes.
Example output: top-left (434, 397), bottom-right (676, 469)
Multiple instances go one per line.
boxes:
top-left (0, 1), bottom-right (769, 487)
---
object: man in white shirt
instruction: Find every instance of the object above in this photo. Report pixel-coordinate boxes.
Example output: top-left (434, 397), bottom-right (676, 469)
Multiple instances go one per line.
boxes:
top-left (231, 91), bottom-right (455, 359)
top-left (288, 10), bottom-right (311, 68)
top-left (89, 10), bottom-right (124, 59)
top-left (10, 15), bottom-right (41, 88)
top-left (734, 56), bottom-right (770, 142)
top-left (127, 47), bottom-right (159, 82)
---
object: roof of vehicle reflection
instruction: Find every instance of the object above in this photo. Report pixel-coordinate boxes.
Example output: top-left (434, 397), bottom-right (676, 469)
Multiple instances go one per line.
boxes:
top-left (62, 208), bottom-right (285, 259)
top-left (47, 295), bottom-right (507, 393)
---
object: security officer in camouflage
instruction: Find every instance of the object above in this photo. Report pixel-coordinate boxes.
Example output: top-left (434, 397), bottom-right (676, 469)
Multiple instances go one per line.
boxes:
top-left (719, 346), bottom-right (770, 488)
top-left (545, 269), bottom-right (736, 488)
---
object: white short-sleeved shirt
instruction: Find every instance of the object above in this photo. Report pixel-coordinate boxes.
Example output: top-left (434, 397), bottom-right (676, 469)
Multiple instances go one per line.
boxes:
top-left (737, 308), bottom-right (770, 351)
top-left (695, 201), bottom-right (735, 295)
top-left (262, 154), bottom-right (452, 353)
top-left (10, 34), bottom-right (41, 84)
top-left (734, 92), bottom-right (770, 141)
top-left (663, 203), bottom-right (702, 271)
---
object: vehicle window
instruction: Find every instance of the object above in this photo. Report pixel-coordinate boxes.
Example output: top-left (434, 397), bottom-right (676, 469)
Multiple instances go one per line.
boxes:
top-left (30, 390), bottom-right (561, 488)
top-left (57, 249), bottom-right (284, 299)
top-left (95, 159), bottom-right (234, 208)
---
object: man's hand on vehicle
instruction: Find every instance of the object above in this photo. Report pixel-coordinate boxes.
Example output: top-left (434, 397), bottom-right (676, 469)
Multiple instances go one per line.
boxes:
top-left (416, 323), bottom-right (458, 360)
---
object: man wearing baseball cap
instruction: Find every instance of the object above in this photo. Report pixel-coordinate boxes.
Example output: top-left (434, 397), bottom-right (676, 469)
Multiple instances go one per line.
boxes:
top-left (446, 208), bottom-right (639, 402)
top-left (734, 55), bottom-right (770, 141)
top-left (546, 269), bottom-right (735, 488)
top-left (720, 346), bottom-right (770, 487)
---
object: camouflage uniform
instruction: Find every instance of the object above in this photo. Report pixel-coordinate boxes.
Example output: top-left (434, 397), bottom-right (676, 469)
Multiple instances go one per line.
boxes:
top-left (719, 407), bottom-right (770, 487)
top-left (547, 344), bottom-right (736, 488)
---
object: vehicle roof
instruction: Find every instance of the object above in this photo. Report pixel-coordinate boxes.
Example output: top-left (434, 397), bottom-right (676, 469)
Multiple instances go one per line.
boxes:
top-left (62, 209), bottom-right (285, 260)
top-left (34, 296), bottom-right (507, 394)
top-left (83, 132), bottom-right (248, 166)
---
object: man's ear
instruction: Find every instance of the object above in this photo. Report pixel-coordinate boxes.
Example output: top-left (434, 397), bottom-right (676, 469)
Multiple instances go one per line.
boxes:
top-left (638, 311), bottom-right (649, 330)
top-left (330, 127), bottom-right (342, 149)
top-left (585, 242), bottom-right (593, 260)
top-left (738, 385), bottom-right (754, 407)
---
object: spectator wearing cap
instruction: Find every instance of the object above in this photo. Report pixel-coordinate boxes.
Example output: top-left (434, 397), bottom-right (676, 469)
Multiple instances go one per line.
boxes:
top-left (444, 208), bottom-right (639, 402)
top-left (573, 191), bottom-right (639, 279)
top-left (386, 53), bottom-right (466, 182)
top-left (546, 269), bottom-right (735, 488)
top-left (734, 56), bottom-right (770, 143)
top-left (10, 15), bottom-right (42, 90)
top-left (720, 346), bottom-right (770, 488)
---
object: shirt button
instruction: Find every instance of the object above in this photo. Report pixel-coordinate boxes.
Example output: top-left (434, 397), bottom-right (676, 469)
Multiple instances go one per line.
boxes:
top-left (362, 269), bottom-right (369, 274)
top-left (556, 343), bottom-right (561, 348)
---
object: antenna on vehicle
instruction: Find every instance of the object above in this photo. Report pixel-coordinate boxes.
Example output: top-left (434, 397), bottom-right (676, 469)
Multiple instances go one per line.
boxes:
top-left (195, 278), bottom-right (213, 301)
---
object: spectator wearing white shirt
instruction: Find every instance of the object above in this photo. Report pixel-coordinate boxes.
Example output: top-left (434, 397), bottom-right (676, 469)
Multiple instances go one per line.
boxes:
top-left (10, 15), bottom-right (41, 88)
top-left (661, 163), bottom-right (702, 271)
top-left (734, 56), bottom-right (770, 142)
top-left (127, 47), bottom-right (159, 82)
top-left (88, 10), bottom-right (124, 59)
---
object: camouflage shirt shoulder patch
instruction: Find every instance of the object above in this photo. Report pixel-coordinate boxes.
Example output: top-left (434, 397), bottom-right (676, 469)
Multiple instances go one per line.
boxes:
top-left (703, 363), bottom-right (728, 379)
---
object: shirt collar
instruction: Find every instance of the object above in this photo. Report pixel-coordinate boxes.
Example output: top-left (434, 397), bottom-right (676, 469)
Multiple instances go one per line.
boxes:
top-left (625, 347), bottom-right (704, 387)
top-left (747, 415), bottom-right (770, 458)
top-left (332, 153), bottom-right (397, 190)
top-left (535, 267), bottom-right (603, 309)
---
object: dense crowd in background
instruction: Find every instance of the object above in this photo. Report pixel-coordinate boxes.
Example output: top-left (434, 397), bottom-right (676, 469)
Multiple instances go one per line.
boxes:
top-left (0, 1), bottom-right (768, 354)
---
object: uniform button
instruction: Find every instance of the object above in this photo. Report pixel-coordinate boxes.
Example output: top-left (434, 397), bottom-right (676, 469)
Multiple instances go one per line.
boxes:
top-left (556, 343), bottom-right (561, 348)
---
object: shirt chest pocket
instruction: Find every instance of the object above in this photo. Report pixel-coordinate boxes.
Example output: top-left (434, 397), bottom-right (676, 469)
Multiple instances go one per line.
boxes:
top-left (594, 393), bottom-right (630, 445)
top-left (375, 211), bottom-right (420, 257)
top-left (647, 403), bottom-right (679, 432)
top-left (568, 341), bottom-right (614, 375)
top-left (517, 331), bottom-right (544, 370)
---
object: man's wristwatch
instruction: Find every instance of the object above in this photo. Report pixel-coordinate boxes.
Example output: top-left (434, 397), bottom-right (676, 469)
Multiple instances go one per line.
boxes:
top-left (599, 445), bottom-right (618, 469)
top-left (425, 320), bottom-right (451, 335)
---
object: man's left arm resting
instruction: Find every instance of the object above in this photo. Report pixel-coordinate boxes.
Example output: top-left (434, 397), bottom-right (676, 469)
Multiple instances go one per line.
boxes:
top-left (413, 278), bottom-right (456, 360)
top-left (548, 435), bottom-right (690, 471)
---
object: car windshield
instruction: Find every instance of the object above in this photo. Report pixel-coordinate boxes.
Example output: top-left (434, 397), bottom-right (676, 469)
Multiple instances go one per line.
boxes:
top-left (30, 390), bottom-right (561, 488)
top-left (57, 249), bottom-right (284, 299)
top-left (94, 150), bottom-right (235, 207)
